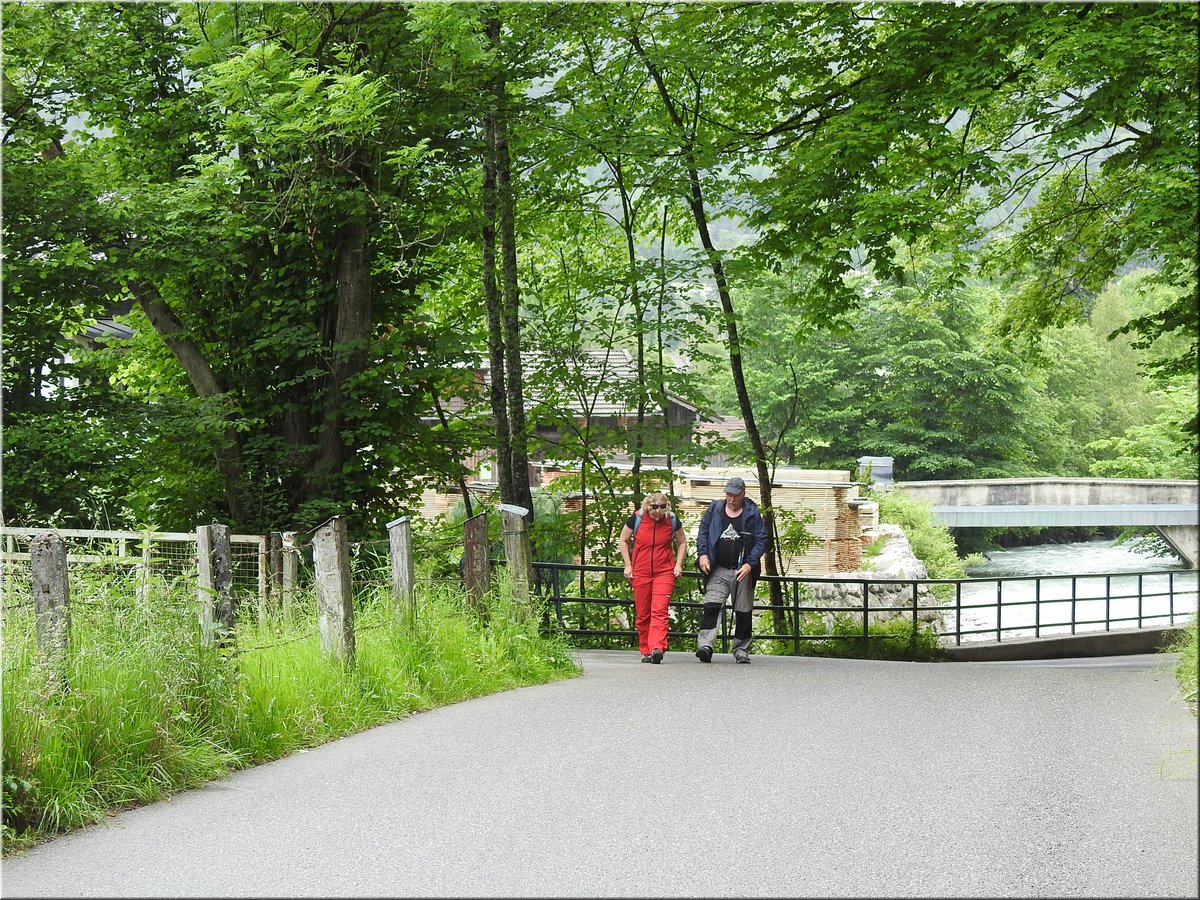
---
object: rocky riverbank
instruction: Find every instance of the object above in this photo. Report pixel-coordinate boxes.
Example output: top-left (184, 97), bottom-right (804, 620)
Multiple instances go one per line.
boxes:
top-left (807, 523), bottom-right (946, 625)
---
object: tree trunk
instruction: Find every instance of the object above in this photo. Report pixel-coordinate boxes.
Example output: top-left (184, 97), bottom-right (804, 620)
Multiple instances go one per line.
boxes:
top-left (619, 170), bottom-right (646, 499)
top-left (311, 215), bottom-right (373, 501)
top-left (492, 32), bottom-right (534, 516)
top-left (630, 32), bottom-right (786, 624)
top-left (129, 280), bottom-right (247, 524)
top-left (482, 17), bottom-right (515, 506)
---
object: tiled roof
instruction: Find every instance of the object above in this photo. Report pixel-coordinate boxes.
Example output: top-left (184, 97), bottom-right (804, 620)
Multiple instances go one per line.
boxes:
top-left (470, 348), bottom-right (697, 419)
top-left (82, 318), bottom-right (134, 341)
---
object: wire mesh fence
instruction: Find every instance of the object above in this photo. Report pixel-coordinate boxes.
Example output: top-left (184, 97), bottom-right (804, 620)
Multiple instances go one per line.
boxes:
top-left (1, 517), bottom-right (489, 660)
top-left (0, 527), bottom-right (267, 612)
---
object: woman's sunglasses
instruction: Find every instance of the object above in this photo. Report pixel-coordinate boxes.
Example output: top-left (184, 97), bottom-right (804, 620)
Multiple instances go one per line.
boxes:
top-left (648, 503), bottom-right (668, 509)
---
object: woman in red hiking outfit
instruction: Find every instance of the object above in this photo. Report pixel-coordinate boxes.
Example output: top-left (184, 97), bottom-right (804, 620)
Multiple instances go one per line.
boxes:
top-left (619, 492), bottom-right (688, 664)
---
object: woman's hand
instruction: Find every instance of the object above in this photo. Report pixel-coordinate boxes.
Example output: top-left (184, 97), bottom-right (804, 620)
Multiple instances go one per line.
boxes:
top-left (623, 564), bottom-right (632, 580)
top-left (673, 563), bottom-right (682, 577)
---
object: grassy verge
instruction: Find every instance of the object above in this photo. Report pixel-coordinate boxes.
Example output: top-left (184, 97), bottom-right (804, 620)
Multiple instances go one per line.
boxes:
top-left (1164, 616), bottom-right (1197, 716)
top-left (2, 568), bottom-right (579, 854)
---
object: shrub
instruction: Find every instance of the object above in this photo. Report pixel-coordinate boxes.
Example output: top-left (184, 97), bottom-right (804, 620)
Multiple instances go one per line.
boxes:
top-left (875, 489), bottom-right (969, 580)
top-left (787, 611), bottom-right (946, 661)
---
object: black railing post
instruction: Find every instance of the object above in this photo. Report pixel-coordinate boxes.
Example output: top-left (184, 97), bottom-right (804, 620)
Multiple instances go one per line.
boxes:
top-left (720, 603), bottom-right (729, 654)
top-left (995, 580), bottom-right (1002, 642)
top-left (955, 582), bottom-right (962, 646)
top-left (1075, 573), bottom-right (1084, 638)
top-left (1137, 573), bottom-right (1143, 629)
top-left (553, 564), bottom-right (564, 628)
top-left (1105, 575), bottom-right (1111, 631)
top-left (1169, 572), bottom-right (1175, 624)
top-left (792, 580), bottom-right (800, 655)
top-left (861, 581), bottom-right (869, 657)
top-left (1035, 577), bottom-right (1041, 638)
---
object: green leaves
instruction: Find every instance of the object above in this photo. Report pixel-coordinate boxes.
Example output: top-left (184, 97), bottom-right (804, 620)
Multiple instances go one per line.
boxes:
top-left (6, 1), bottom-right (1193, 535)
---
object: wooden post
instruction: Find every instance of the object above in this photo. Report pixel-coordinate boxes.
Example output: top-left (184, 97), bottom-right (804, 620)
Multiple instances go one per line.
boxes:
top-left (281, 531), bottom-right (298, 626)
top-left (257, 535), bottom-right (269, 629)
top-left (30, 532), bottom-right (71, 695)
top-left (197, 524), bottom-right (235, 647)
top-left (269, 532), bottom-right (284, 609)
top-left (312, 517), bottom-right (355, 666)
top-left (386, 516), bottom-right (415, 623)
top-left (499, 504), bottom-right (532, 602)
top-left (463, 512), bottom-right (491, 614)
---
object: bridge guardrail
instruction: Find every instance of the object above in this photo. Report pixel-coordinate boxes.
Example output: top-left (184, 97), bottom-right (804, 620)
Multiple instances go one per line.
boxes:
top-left (531, 562), bottom-right (1198, 653)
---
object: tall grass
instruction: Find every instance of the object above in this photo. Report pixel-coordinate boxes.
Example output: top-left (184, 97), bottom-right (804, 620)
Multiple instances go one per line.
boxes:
top-left (2, 566), bottom-right (579, 852)
top-left (1164, 615), bottom-right (1197, 714)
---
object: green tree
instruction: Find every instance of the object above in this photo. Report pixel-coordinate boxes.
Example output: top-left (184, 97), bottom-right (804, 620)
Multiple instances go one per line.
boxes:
top-left (700, 260), bottom-right (1037, 480)
top-left (4, 2), bottom-right (484, 534)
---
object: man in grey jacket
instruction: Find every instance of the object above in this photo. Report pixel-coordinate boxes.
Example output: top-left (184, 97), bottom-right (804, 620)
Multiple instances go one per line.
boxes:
top-left (694, 476), bottom-right (768, 663)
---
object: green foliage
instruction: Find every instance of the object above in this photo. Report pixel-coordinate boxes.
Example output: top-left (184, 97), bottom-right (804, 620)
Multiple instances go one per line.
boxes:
top-left (701, 260), bottom-right (1037, 479)
top-left (2, 566), bottom-right (578, 851)
top-left (1164, 617), bottom-right (1197, 715)
top-left (876, 489), bottom-right (969, 581)
top-left (5, 2), bottom-right (1194, 538)
top-left (787, 611), bottom-right (946, 662)
top-left (2, 2), bottom-right (490, 537)
top-left (861, 535), bottom-right (888, 566)
top-left (770, 505), bottom-right (821, 576)
top-left (1086, 384), bottom-right (1199, 480)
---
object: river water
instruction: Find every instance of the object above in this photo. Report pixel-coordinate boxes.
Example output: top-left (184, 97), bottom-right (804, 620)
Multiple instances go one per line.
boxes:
top-left (950, 539), bottom-right (1197, 642)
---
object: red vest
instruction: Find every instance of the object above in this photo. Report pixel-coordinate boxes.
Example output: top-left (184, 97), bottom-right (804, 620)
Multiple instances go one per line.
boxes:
top-left (631, 514), bottom-right (677, 577)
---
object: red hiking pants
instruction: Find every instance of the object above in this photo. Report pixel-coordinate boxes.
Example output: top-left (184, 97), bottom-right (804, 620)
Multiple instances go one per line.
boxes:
top-left (633, 570), bottom-right (674, 655)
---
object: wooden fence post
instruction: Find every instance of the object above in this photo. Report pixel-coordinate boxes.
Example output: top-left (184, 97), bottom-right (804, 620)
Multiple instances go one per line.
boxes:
top-left (30, 532), bottom-right (71, 695)
top-left (281, 531), bottom-right (298, 625)
top-left (499, 504), bottom-right (532, 602)
top-left (312, 517), bottom-right (355, 666)
top-left (463, 511), bottom-right (491, 615)
top-left (386, 516), bottom-right (415, 623)
top-left (269, 532), bottom-right (284, 609)
top-left (196, 524), bottom-right (235, 648)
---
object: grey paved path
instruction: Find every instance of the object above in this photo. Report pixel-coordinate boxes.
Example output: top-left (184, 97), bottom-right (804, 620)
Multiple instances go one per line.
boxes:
top-left (2, 650), bottom-right (1197, 898)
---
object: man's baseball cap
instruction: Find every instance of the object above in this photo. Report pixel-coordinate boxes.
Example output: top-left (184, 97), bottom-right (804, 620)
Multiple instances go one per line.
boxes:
top-left (724, 476), bottom-right (746, 495)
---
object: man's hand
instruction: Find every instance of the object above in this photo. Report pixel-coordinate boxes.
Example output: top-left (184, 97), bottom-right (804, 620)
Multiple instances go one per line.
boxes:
top-left (698, 554), bottom-right (711, 575)
top-left (735, 563), bottom-right (751, 582)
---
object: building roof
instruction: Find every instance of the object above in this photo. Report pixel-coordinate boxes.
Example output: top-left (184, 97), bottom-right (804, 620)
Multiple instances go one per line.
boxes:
top-left (82, 318), bottom-right (135, 341)
top-left (450, 348), bottom-right (698, 419)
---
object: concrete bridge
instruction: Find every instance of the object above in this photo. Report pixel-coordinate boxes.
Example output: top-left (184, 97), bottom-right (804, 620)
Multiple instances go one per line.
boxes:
top-left (892, 477), bottom-right (1199, 568)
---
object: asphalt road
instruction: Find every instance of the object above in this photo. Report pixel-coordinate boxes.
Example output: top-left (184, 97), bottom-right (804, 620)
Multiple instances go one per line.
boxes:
top-left (2, 650), bottom-right (1197, 898)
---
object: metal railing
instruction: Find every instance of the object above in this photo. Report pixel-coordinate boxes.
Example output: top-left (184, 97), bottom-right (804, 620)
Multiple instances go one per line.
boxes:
top-left (532, 562), bottom-right (1199, 653)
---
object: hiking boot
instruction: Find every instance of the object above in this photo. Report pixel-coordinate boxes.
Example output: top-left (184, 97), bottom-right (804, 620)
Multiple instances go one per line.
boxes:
top-left (696, 645), bottom-right (713, 663)
top-left (734, 649), bottom-right (750, 664)
top-left (651, 648), bottom-right (664, 664)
